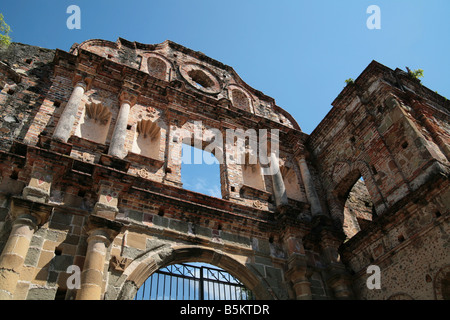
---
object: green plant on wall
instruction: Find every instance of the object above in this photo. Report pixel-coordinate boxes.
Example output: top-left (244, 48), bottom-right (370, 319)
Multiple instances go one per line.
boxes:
top-left (0, 13), bottom-right (11, 48)
top-left (406, 67), bottom-right (424, 82)
top-left (435, 91), bottom-right (448, 101)
top-left (345, 78), bottom-right (354, 86)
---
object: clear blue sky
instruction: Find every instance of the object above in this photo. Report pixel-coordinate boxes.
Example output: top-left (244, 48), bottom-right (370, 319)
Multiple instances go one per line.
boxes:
top-left (1, 0), bottom-right (449, 196)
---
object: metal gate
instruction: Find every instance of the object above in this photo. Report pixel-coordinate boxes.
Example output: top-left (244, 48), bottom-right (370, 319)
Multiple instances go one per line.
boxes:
top-left (134, 263), bottom-right (254, 300)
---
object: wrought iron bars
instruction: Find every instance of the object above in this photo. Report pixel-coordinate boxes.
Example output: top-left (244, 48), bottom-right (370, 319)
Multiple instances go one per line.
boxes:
top-left (135, 263), bottom-right (254, 300)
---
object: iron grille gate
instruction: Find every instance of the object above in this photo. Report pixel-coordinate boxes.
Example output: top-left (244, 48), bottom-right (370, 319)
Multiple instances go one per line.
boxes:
top-left (135, 263), bottom-right (254, 300)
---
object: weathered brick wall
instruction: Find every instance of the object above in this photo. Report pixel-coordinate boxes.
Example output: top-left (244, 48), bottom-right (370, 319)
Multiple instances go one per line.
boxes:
top-left (343, 181), bottom-right (449, 299)
top-left (308, 62), bottom-right (449, 220)
top-left (308, 61), bottom-right (450, 299)
top-left (74, 38), bottom-right (299, 130)
top-left (0, 40), bottom-right (447, 300)
top-left (0, 39), bottom-right (311, 300)
top-left (0, 43), bottom-right (55, 151)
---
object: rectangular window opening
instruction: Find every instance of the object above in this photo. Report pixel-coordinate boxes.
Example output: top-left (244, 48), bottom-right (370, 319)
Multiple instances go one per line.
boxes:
top-left (181, 143), bottom-right (222, 199)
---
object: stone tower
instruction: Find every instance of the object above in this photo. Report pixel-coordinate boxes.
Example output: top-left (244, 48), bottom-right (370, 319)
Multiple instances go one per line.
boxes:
top-left (0, 39), bottom-right (448, 300)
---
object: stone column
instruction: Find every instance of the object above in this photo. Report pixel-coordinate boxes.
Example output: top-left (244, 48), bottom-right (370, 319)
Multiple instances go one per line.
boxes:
top-left (0, 215), bottom-right (37, 299)
top-left (297, 156), bottom-right (323, 216)
top-left (270, 152), bottom-right (289, 209)
top-left (108, 91), bottom-right (137, 159)
top-left (287, 254), bottom-right (312, 300)
top-left (0, 198), bottom-right (51, 299)
top-left (284, 229), bottom-right (312, 300)
top-left (76, 216), bottom-right (121, 300)
top-left (327, 272), bottom-right (354, 299)
top-left (53, 76), bottom-right (92, 143)
top-left (76, 229), bottom-right (112, 300)
top-left (320, 230), bottom-right (354, 299)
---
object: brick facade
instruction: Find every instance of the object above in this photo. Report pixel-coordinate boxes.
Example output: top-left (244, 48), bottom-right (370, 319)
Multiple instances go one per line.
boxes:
top-left (0, 39), bottom-right (448, 300)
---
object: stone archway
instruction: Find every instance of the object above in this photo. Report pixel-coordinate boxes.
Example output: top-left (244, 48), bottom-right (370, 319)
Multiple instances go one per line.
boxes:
top-left (434, 265), bottom-right (450, 300)
top-left (109, 244), bottom-right (274, 300)
top-left (327, 160), bottom-right (385, 234)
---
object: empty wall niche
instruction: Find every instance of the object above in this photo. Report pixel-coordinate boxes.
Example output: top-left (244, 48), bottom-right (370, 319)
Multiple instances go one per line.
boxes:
top-left (231, 89), bottom-right (251, 112)
top-left (147, 57), bottom-right (168, 81)
top-left (242, 162), bottom-right (265, 190)
top-left (281, 166), bottom-right (302, 201)
top-left (132, 119), bottom-right (161, 159)
top-left (75, 102), bottom-right (111, 144)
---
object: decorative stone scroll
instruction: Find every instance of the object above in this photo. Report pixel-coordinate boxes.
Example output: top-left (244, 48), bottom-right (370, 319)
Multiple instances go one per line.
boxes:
top-left (137, 119), bottom-right (160, 140)
top-left (85, 102), bottom-right (111, 124)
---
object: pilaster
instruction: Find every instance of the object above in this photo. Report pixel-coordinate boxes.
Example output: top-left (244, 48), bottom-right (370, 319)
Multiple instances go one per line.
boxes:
top-left (0, 197), bottom-right (52, 299)
top-left (76, 215), bottom-right (122, 300)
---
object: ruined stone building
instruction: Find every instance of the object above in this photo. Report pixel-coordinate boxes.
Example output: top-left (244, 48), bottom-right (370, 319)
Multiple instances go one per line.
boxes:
top-left (0, 38), bottom-right (448, 300)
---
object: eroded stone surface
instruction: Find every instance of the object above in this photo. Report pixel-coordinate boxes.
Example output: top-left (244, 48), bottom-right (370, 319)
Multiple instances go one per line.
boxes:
top-left (0, 40), bottom-right (448, 300)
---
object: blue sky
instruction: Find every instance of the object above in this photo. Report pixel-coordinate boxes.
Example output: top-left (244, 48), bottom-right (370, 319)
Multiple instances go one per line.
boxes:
top-left (1, 0), bottom-right (449, 196)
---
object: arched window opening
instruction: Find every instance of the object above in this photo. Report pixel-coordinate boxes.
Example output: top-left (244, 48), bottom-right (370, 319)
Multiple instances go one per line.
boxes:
top-left (181, 143), bottom-right (222, 198)
top-left (75, 102), bottom-right (111, 144)
top-left (187, 69), bottom-right (214, 89)
top-left (134, 263), bottom-right (254, 300)
top-left (343, 176), bottom-right (375, 239)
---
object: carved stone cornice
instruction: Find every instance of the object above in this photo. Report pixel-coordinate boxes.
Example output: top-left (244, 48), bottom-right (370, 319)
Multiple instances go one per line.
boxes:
top-left (84, 214), bottom-right (124, 245)
top-left (72, 72), bottom-right (94, 91)
top-left (118, 89), bottom-right (138, 107)
top-left (10, 196), bottom-right (53, 227)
